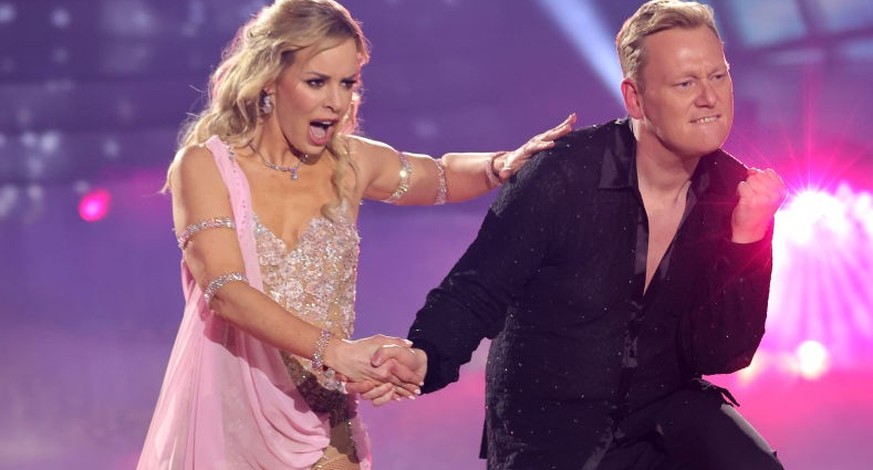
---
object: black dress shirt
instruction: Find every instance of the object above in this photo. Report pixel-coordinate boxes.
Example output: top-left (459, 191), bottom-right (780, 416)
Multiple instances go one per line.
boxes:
top-left (408, 119), bottom-right (773, 469)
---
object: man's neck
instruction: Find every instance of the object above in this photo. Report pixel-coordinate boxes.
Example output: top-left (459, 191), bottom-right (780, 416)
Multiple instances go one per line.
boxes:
top-left (631, 119), bottom-right (701, 199)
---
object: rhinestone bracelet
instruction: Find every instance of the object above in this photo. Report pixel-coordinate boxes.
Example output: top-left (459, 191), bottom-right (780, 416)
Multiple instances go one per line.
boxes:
top-left (311, 329), bottom-right (334, 371)
top-left (433, 158), bottom-right (448, 205)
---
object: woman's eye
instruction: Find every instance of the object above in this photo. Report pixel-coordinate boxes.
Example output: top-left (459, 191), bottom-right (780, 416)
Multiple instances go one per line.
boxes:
top-left (307, 79), bottom-right (325, 88)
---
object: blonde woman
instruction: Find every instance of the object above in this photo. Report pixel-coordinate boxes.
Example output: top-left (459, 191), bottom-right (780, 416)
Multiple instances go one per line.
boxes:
top-left (137, 0), bottom-right (574, 468)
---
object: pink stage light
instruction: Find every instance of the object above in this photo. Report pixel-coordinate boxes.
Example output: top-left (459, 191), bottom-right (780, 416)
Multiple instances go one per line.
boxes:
top-left (737, 350), bottom-right (768, 385)
top-left (795, 340), bottom-right (830, 380)
top-left (78, 188), bottom-right (112, 222)
top-left (777, 189), bottom-right (851, 245)
top-left (762, 183), bottom-right (873, 373)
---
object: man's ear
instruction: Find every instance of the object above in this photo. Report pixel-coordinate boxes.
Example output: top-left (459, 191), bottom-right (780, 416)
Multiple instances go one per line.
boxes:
top-left (621, 78), bottom-right (644, 119)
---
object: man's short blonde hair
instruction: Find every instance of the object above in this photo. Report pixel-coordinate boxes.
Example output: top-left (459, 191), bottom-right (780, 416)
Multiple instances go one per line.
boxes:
top-left (616, 0), bottom-right (720, 88)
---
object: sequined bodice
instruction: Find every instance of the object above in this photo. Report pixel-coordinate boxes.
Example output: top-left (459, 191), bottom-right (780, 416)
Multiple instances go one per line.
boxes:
top-left (254, 204), bottom-right (359, 393)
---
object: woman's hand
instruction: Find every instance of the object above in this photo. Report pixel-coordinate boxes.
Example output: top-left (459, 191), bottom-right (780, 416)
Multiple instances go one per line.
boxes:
top-left (497, 113), bottom-right (577, 181)
top-left (344, 345), bottom-right (427, 406)
top-left (326, 335), bottom-right (421, 398)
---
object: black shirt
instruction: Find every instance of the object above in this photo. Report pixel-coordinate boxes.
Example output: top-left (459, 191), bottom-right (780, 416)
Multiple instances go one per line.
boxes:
top-left (408, 119), bottom-right (773, 469)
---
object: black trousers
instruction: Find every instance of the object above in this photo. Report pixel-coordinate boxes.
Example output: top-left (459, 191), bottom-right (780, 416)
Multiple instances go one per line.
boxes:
top-left (595, 388), bottom-right (783, 470)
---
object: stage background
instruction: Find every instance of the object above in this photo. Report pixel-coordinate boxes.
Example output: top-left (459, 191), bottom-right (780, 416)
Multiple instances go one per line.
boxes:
top-left (1, 1), bottom-right (872, 468)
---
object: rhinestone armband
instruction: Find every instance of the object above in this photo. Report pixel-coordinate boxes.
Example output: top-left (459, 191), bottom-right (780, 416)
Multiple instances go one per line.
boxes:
top-left (177, 217), bottom-right (235, 249)
top-left (203, 272), bottom-right (248, 304)
top-left (382, 151), bottom-right (412, 204)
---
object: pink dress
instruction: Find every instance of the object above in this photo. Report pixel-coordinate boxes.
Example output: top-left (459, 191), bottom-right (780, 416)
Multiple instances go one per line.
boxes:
top-left (137, 136), bottom-right (371, 469)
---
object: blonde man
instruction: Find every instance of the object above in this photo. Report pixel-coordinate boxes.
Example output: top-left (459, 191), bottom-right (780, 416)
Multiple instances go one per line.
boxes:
top-left (364, 1), bottom-right (786, 468)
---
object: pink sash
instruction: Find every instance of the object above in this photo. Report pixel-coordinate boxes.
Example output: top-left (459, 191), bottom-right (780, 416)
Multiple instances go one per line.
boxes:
top-left (137, 136), bottom-right (371, 469)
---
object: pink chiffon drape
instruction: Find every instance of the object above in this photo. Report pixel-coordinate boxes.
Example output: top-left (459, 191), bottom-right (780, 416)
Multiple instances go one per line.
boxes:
top-left (137, 137), bottom-right (371, 469)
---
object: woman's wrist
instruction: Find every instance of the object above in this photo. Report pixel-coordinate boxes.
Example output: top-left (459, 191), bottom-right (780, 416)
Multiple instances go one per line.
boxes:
top-left (312, 330), bottom-right (335, 371)
top-left (486, 152), bottom-right (506, 188)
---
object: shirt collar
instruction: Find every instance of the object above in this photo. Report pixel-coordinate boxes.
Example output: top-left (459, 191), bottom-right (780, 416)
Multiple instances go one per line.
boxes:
top-left (597, 118), bottom-right (746, 198)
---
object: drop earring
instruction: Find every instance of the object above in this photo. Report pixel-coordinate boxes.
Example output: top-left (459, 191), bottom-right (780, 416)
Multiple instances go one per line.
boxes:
top-left (259, 92), bottom-right (274, 115)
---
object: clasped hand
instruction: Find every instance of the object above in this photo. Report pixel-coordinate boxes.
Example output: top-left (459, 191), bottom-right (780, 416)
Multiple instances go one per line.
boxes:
top-left (731, 168), bottom-right (788, 243)
top-left (332, 335), bottom-right (427, 406)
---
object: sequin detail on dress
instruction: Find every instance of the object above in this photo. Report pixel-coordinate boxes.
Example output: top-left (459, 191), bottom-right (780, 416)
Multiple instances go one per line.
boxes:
top-left (254, 204), bottom-right (359, 398)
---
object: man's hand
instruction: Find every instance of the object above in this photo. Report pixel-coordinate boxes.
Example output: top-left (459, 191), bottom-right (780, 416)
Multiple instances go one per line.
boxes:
top-left (344, 345), bottom-right (428, 406)
top-left (731, 168), bottom-right (787, 243)
top-left (326, 334), bottom-right (412, 385)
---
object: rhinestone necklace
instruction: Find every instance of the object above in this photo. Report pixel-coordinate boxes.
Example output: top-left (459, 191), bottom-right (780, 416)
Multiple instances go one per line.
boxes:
top-left (249, 143), bottom-right (310, 181)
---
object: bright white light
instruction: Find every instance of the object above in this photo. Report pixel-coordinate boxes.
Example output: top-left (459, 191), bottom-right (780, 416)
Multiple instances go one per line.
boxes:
top-left (0, 3), bottom-right (16, 24)
top-left (795, 340), bottom-right (829, 380)
top-left (776, 189), bottom-right (850, 245)
top-left (50, 8), bottom-right (71, 28)
top-left (39, 131), bottom-right (61, 154)
top-left (536, 0), bottom-right (624, 104)
top-left (766, 183), bottom-right (873, 372)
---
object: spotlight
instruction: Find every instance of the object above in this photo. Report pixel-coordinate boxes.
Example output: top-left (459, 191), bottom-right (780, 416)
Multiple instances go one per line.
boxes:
top-left (78, 189), bottom-right (112, 222)
top-left (766, 183), bottom-right (873, 373)
top-left (776, 189), bottom-right (848, 245)
top-left (795, 340), bottom-right (829, 380)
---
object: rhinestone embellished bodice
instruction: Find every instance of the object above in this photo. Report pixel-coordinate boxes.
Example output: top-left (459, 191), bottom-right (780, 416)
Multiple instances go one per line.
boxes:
top-left (254, 204), bottom-right (359, 395)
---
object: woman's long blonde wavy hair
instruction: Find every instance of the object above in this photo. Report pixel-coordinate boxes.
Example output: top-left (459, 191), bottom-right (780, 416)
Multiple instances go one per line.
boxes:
top-left (170, 0), bottom-right (370, 216)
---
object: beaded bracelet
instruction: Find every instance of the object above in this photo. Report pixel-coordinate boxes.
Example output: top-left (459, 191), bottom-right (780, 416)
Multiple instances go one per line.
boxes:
top-left (434, 158), bottom-right (448, 205)
top-left (311, 329), bottom-right (333, 371)
top-left (203, 272), bottom-right (248, 304)
top-left (382, 151), bottom-right (412, 204)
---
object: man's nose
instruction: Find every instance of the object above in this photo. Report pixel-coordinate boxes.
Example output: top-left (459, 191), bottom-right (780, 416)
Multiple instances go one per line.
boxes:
top-left (696, 81), bottom-right (717, 107)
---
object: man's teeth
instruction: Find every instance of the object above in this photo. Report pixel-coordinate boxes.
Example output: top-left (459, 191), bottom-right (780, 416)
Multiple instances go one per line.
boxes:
top-left (692, 116), bottom-right (718, 124)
